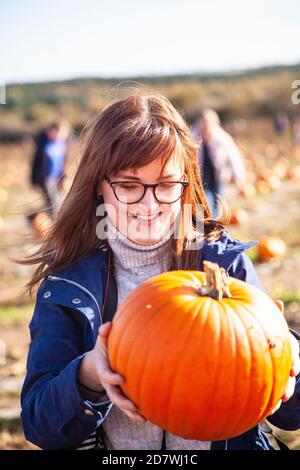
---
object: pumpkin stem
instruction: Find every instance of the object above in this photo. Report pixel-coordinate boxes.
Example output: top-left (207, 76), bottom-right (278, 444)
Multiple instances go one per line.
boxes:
top-left (198, 261), bottom-right (232, 300)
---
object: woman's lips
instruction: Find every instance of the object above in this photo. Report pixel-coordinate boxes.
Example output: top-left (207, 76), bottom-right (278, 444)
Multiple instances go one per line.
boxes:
top-left (128, 211), bottom-right (162, 224)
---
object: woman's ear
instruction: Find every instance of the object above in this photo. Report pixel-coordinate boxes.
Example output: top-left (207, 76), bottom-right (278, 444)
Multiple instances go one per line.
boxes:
top-left (95, 182), bottom-right (104, 204)
top-left (96, 181), bottom-right (104, 196)
top-left (97, 193), bottom-right (104, 203)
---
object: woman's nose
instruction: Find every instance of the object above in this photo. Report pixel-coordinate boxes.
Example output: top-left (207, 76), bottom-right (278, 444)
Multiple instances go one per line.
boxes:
top-left (139, 186), bottom-right (160, 210)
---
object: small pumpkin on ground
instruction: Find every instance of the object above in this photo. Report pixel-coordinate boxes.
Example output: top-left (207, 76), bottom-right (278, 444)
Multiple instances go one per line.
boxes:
top-left (229, 208), bottom-right (248, 225)
top-left (258, 236), bottom-right (287, 262)
top-left (32, 212), bottom-right (53, 239)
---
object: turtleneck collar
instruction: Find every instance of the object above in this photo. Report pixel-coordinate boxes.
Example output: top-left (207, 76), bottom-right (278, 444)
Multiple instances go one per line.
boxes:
top-left (105, 216), bottom-right (173, 270)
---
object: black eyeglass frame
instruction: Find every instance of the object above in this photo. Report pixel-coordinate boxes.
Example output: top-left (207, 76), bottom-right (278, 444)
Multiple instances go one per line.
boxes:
top-left (104, 176), bottom-right (189, 204)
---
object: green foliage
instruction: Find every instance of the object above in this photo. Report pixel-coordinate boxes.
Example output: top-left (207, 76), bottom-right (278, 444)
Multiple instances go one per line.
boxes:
top-left (0, 303), bottom-right (34, 326)
top-left (1, 63), bottom-right (300, 129)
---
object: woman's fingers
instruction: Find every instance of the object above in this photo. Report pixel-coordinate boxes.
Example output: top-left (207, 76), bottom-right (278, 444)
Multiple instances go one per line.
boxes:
top-left (105, 383), bottom-right (138, 412)
top-left (270, 399), bottom-right (282, 415)
top-left (281, 376), bottom-right (296, 402)
top-left (289, 333), bottom-right (300, 377)
top-left (274, 299), bottom-right (284, 314)
top-left (274, 333), bottom-right (299, 412)
top-left (96, 323), bottom-right (146, 423)
top-left (267, 307), bottom-right (299, 415)
top-left (104, 383), bottom-right (147, 423)
top-left (92, 322), bottom-right (125, 385)
top-left (275, 302), bottom-right (300, 377)
top-left (269, 372), bottom-right (296, 415)
top-left (100, 363), bottom-right (124, 386)
top-left (97, 322), bottom-right (112, 351)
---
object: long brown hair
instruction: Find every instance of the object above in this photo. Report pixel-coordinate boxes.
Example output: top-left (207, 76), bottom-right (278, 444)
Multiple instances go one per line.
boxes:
top-left (20, 92), bottom-right (226, 296)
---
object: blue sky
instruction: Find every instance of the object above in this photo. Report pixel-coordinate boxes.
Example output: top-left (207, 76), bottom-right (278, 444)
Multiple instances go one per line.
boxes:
top-left (0, 0), bottom-right (299, 84)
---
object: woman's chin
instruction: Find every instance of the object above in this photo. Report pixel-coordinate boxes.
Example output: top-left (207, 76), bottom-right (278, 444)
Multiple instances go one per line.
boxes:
top-left (130, 236), bottom-right (161, 245)
top-left (127, 227), bottom-right (169, 245)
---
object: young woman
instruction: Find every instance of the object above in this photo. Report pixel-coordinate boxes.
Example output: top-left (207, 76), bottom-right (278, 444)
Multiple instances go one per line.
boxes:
top-left (20, 93), bottom-right (300, 450)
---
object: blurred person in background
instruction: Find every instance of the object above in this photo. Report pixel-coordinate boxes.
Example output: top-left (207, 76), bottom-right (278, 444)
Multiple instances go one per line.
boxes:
top-left (192, 109), bottom-right (247, 217)
top-left (30, 120), bottom-right (70, 221)
top-left (291, 117), bottom-right (300, 147)
top-left (273, 112), bottom-right (289, 134)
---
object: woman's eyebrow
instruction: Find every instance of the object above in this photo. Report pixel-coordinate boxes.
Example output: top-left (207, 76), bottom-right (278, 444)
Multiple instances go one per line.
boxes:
top-left (115, 174), bottom-right (141, 181)
top-left (159, 174), bottom-right (178, 179)
top-left (115, 173), bottom-right (178, 180)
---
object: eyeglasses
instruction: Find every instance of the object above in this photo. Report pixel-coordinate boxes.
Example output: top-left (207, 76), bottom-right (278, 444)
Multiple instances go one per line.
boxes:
top-left (104, 176), bottom-right (189, 204)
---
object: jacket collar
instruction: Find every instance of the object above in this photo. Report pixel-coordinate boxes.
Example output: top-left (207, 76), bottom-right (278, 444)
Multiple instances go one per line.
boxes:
top-left (200, 229), bottom-right (257, 271)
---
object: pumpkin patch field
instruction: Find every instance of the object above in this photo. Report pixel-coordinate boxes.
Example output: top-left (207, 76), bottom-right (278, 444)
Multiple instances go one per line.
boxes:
top-left (0, 120), bottom-right (300, 449)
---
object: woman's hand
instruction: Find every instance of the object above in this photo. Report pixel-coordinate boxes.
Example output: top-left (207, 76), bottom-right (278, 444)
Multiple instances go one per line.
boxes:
top-left (270, 300), bottom-right (300, 415)
top-left (78, 321), bottom-right (147, 424)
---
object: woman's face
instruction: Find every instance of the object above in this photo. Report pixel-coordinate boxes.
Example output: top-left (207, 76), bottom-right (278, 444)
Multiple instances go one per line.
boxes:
top-left (99, 157), bottom-right (184, 245)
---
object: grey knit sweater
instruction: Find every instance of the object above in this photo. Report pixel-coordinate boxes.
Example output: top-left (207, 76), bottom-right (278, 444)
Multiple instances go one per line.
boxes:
top-left (101, 217), bottom-right (211, 450)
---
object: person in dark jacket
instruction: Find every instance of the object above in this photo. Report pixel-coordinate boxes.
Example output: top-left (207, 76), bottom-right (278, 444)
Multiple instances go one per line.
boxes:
top-left (29, 121), bottom-right (69, 220)
top-left (20, 94), bottom-right (300, 450)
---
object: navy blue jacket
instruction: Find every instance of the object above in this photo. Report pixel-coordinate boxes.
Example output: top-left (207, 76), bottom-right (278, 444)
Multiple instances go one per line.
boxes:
top-left (20, 231), bottom-right (300, 450)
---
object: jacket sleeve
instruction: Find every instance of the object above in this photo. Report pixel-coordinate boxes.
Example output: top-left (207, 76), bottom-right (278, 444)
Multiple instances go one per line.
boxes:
top-left (21, 298), bottom-right (112, 450)
top-left (227, 250), bottom-right (264, 291)
top-left (228, 251), bottom-right (300, 431)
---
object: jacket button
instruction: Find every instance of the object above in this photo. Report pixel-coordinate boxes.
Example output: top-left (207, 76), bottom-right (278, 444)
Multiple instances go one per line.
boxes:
top-left (43, 291), bottom-right (51, 298)
top-left (72, 298), bottom-right (82, 304)
top-left (84, 409), bottom-right (94, 416)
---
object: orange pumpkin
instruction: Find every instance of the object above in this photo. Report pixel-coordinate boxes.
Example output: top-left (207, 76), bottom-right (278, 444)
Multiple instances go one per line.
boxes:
top-left (258, 236), bottom-right (286, 261)
top-left (256, 173), bottom-right (281, 193)
top-left (257, 179), bottom-right (271, 195)
top-left (267, 175), bottom-right (281, 191)
top-left (240, 184), bottom-right (256, 199)
top-left (229, 208), bottom-right (248, 225)
top-left (273, 162), bottom-right (288, 179)
top-left (33, 211), bottom-right (53, 239)
top-left (287, 165), bottom-right (300, 181)
top-left (259, 168), bottom-right (275, 182)
top-left (108, 262), bottom-right (292, 441)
